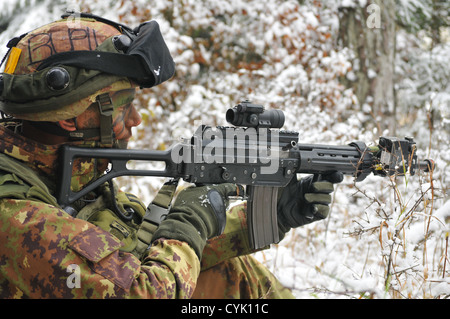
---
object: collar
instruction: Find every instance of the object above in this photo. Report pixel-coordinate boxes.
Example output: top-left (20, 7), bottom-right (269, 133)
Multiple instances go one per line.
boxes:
top-left (0, 125), bottom-right (60, 177)
top-left (0, 125), bottom-right (105, 193)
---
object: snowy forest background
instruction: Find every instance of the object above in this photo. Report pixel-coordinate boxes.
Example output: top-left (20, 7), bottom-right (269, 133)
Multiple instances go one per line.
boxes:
top-left (0, 0), bottom-right (448, 299)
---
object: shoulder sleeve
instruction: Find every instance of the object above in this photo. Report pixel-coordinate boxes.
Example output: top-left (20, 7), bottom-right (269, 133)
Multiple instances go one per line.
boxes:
top-left (200, 201), bottom-right (262, 271)
top-left (0, 198), bottom-right (200, 299)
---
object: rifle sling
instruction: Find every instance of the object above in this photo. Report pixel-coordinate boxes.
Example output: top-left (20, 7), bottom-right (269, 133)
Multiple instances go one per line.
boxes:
top-left (133, 179), bottom-right (179, 258)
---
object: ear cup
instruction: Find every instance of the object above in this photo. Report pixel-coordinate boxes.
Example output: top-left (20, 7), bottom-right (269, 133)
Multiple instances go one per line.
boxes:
top-left (46, 67), bottom-right (70, 91)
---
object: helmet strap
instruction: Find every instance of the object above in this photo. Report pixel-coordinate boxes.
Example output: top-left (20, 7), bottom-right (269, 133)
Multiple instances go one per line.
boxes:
top-left (26, 92), bottom-right (115, 145)
top-left (96, 93), bottom-right (114, 146)
top-left (27, 120), bottom-right (101, 141)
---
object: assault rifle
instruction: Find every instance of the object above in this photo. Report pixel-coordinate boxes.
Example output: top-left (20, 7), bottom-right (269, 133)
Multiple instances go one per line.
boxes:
top-left (57, 100), bottom-right (434, 249)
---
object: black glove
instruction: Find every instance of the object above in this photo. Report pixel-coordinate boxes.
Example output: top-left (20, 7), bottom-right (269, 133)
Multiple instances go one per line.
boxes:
top-left (151, 183), bottom-right (242, 259)
top-left (277, 172), bottom-right (343, 234)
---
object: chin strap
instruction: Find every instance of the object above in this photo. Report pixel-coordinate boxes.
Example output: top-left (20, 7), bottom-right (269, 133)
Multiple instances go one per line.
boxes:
top-left (27, 92), bottom-right (115, 146)
top-left (96, 93), bottom-right (114, 146)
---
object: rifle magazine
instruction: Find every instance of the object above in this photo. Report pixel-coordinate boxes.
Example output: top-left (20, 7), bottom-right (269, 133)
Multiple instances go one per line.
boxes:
top-left (247, 185), bottom-right (280, 250)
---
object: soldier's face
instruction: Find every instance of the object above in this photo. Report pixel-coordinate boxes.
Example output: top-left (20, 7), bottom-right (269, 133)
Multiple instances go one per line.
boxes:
top-left (110, 89), bottom-right (142, 142)
top-left (75, 89), bottom-right (142, 144)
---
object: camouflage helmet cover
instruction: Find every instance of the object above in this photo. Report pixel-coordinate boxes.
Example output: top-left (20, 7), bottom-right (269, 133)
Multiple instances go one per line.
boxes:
top-left (0, 16), bottom-right (135, 121)
top-left (14, 17), bottom-right (121, 75)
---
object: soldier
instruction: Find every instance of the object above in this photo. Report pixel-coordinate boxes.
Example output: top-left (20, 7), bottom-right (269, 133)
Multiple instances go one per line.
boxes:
top-left (0, 13), bottom-right (341, 298)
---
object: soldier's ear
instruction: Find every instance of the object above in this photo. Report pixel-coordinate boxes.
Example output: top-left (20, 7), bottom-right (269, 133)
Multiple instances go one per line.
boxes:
top-left (58, 119), bottom-right (77, 132)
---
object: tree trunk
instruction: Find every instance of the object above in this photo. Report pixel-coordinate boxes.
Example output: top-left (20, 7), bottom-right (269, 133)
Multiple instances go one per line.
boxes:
top-left (338, 0), bottom-right (397, 135)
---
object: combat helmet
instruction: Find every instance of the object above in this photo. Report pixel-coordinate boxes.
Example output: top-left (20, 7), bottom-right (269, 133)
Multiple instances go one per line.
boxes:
top-left (0, 12), bottom-right (175, 145)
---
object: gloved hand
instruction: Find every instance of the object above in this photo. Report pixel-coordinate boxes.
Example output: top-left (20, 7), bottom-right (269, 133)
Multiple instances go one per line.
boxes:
top-left (151, 183), bottom-right (243, 259)
top-left (277, 172), bottom-right (343, 235)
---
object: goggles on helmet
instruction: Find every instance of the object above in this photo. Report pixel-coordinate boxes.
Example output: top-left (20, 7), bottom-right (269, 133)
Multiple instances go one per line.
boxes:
top-left (0, 12), bottom-right (175, 116)
top-left (37, 12), bottom-right (175, 88)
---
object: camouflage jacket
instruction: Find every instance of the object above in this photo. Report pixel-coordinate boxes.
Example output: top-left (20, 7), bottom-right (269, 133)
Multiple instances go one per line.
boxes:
top-left (0, 126), bottom-right (254, 298)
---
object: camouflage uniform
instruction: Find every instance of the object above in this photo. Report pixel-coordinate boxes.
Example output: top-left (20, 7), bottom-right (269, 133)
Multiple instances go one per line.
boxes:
top-left (0, 124), bottom-right (293, 298)
top-left (0, 15), bottom-right (294, 299)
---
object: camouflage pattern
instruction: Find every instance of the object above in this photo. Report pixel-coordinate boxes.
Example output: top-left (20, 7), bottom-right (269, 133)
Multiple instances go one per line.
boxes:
top-left (195, 203), bottom-right (295, 299)
top-left (201, 202), bottom-right (254, 270)
top-left (194, 255), bottom-right (294, 299)
top-left (13, 18), bottom-right (119, 75)
top-left (0, 125), bottom-right (200, 298)
top-left (0, 125), bottom-right (293, 299)
top-left (0, 197), bottom-right (199, 298)
top-left (0, 124), bottom-right (104, 189)
top-left (10, 79), bottom-right (134, 122)
top-left (3, 17), bottom-right (136, 121)
top-left (0, 124), bottom-right (60, 177)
